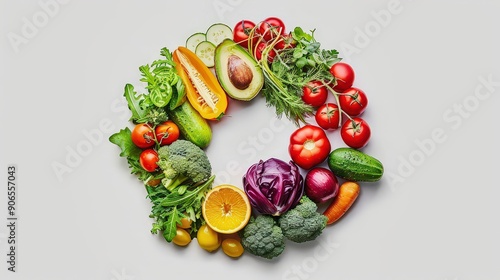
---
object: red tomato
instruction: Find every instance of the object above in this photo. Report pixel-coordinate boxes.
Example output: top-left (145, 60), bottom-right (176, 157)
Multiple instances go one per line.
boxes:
top-left (233, 20), bottom-right (257, 49)
top-left (339, 87), bottom-right (368, 116)
top-left (257, 17), bottom-right (285, 41)
top-left (155, 121), bottom-right (180, 146)
top-left (330, 62), bottom-right (355, 92)
top-left (289, 125), bottom-right (331, 170)
top-left (315, 103), bottom-right (340, 130)
top-left (131, 123), bottom-right (155, 148)
top-left (139, 149), bottom-right (159, 172)
top-left (274, 33), bottom-right (296, 50)
top-left (255, 42), bottom-right (276, 63)
top-left (302, 80), bottom-right (328, 107)
top-left (341, 117), bottom-right (371, 149)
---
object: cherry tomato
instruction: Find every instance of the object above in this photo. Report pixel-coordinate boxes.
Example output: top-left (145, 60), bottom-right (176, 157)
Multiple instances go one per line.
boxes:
top-left (172, 228), bottom-right (191, 247)
top-left (289, 125), bottom-right (331, 170)
top-left (155, 121), bottom-right (180, 146)
top-left (197, 224), bottom-right (220, 252)
top-left (222, 238), bottom-right (244, 258)
top-left (139, 149), bottom-right (159, 172)
top-left (147, 179), bottom-right (161, 187)
top-left (274, 33), bottom-right (296, 50)
top-left (220, 232), bottom-right (241, 242)
top-left (341, 117), bottom-right (371, 149)
top-left (330, 62), bottom-right (355, 92)
top-left (131, 123), bottom-right (155, 148)
top-left (302, 80), bottom-right (328, 107)
top-left (257, 17), bottom-right (286, 41)
top-left (339, 87), bottom-right (368, 116)
top-left (233, 20), bottom-right (257, 49)
top-left (178, 216), bottom-right (192, 229)
top-left (315, 103), bottom-right (340, 130)
top-left (255, 42), bottom-right (276, 63)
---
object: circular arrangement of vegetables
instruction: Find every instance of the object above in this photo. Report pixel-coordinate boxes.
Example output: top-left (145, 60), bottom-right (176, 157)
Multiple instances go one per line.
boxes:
top-left (109, 16), bottom-right (384, 260)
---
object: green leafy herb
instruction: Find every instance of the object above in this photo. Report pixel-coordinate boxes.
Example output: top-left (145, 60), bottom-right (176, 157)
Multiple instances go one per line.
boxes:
top-left (109, 127), bottom-right (154, 182)
top-left (123, 48), bottom-right (185, 126)
top-left (139, 47), bottom-right (185, 110)
top-left (252, 26), bottom-right (341, 125)
top-left (148, 175), bottom-right (215, 241)
top-left (163, 206), bottom-right (181, 242)
top-left (110, 47), bottom-right (213, 244)
top-left (124, 84), bottom-right (147, 122)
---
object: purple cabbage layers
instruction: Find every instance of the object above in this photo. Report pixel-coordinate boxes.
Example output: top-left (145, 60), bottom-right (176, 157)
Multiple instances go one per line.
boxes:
top-left (243, 158), bottom-right (304, 216)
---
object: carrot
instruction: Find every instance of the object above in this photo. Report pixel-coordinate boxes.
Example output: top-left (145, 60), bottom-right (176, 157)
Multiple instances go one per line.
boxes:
top-left (323, 181), bottom-right (360, 225)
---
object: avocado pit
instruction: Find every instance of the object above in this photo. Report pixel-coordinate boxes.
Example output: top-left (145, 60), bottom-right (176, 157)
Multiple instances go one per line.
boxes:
top-left (227, 55), bottom-right (253, 90)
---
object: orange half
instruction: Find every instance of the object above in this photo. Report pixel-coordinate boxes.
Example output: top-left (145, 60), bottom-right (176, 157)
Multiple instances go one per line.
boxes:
top-left (202, 185), bottom-right (251, 234)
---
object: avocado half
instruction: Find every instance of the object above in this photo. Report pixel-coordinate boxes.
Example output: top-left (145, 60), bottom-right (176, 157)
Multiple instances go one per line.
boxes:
top-left (214, 39), bottom-right (264, 101)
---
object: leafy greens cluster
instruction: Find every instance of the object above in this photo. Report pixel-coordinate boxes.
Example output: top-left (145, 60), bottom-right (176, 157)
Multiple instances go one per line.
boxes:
top-left (259, 27), bottom-right (341, 125)
top-left (109, 47), bottom-right (214, 243)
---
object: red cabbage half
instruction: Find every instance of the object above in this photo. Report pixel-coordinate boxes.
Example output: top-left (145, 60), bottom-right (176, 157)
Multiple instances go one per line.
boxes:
top-left (243, 158), bottom-right (304, 216)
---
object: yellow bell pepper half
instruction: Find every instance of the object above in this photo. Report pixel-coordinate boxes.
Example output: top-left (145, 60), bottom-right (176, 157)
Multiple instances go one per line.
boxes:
top-left (173, 46), bottom-right (228, 120)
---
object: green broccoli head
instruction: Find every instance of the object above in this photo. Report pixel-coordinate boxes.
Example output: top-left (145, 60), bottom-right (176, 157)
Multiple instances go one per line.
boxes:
top-left (157, 140), bottom-right (211, 191)
top-left (241, 215), bottom-right (285, 259)
top-left (278, 196), bottom-right (327, 243)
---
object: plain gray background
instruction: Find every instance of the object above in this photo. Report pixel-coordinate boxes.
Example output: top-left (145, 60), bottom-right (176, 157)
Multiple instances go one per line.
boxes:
top-left (1, 0), bottom-right (499, 279)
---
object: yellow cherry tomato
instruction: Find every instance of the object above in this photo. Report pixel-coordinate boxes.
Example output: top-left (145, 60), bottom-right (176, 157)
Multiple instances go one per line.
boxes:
top-left (220, 232), bottom-right (241, 242)
top-left (172, 228), bottom-right (191, 247)
top-left (178, 217), bottom-right (192, 229)
top-left (222, 238), bottom-right (244, 258)
top-left (197, 224), bottom-right (220, 252)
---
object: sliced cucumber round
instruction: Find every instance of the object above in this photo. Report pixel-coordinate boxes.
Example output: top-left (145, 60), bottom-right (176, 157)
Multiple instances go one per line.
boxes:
top-left (195, 41), bottom-right (216, 68)
top-left (206, 23), bottom-right (232, 46)
top-left (185, 32), bottom-right (206, 52)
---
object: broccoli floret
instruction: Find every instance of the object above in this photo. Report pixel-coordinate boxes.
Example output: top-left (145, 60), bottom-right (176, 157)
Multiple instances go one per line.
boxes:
top-left (241, 215), bottom-right (285, 259)
top-left (278, 196), bottom-right (327, 243)
top-left (157, 140), bottom-right (211, 191)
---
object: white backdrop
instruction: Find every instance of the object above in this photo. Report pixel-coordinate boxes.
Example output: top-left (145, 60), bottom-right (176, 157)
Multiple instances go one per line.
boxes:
top-left (1, 0), bottom-right (499, 279)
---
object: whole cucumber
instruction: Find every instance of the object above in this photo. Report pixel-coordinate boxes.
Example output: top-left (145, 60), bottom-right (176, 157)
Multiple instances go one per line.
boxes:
top-left (168, 101), bottom-right (212, 149)
top-left (328, 148), bottom-right (383, 182)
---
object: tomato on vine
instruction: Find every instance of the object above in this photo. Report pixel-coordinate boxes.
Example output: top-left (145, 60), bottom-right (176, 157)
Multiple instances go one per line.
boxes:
top-left (155, 121), bottom-right (180, 146)
top-left (315, 103), bottom-right (340, 130)
top-left (340, 117), bottom-right (371, 149)
top-left (233, 20), bottom-right (257, 49)
top-left (302, 80), bottom-right (328, 107)
top-left (139, 149), bottom-right (159, 172)
top-left (330, 62), bottom-right (355, 92)
top-left (339, 87), bottom-right (368, 116)
top-left (257, 17), bottom-right (286, 41)
top-left (255, 41), bottom-right (276, 63)
top-left (274, 33), bottom-right (296, 50)
top-left (132, 123), bottom-right (155, 148)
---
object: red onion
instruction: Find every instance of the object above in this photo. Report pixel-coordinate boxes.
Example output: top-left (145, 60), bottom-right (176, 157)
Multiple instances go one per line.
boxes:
top-left (304, 167), bottom-right (339, 203)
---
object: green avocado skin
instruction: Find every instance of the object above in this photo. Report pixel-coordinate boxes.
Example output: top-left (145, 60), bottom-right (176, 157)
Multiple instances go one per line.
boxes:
top-left (214, 39), bottom-right (264, 101)
top-left (168, 101), bottom-right (212, 149)
top-left (327, 148), bottom-right (384, 182)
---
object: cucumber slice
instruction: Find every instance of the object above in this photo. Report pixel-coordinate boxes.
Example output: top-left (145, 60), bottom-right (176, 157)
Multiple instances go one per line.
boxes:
top-left (205, 23), bottom-right (232, 46)
top-left (195, 41), bottom-right (216, 68)
top-left (185, 32), bottom-right (206, 52)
